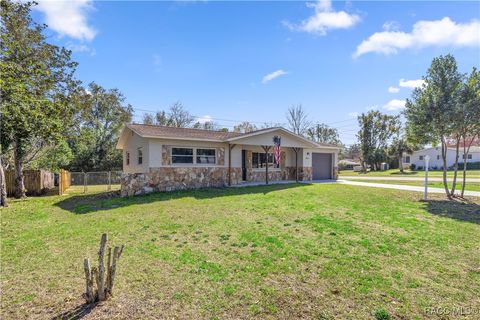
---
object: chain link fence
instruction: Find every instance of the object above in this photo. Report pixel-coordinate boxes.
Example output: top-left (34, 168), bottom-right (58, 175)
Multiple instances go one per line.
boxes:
top-left (65, 171), bottom-right (122, 193)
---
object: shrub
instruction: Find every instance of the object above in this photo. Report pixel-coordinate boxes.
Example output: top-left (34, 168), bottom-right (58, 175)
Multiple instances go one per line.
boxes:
top-left (374, 308), bottom-right (391, 320)
top-left (458, 162), bottom-right (480, 170)
top-left (410, 164), bottom-right (416, 170)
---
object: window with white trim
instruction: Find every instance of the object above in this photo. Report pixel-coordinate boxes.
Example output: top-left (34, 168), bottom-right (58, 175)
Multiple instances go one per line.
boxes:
top-left (138, 148), bottom-right (143, 164)
top-left (252, 152), bottom-right (279, 169)
top-left (172, 148), bottom-right (194, 164)
top-left (463, 154), bottom-right (473, 160)
top-left (419, 155), bottom-right (424, 161)
top-left (196, 148), bottom-right (216, 164)
top-left (405, 156), bottom-right (410, 163)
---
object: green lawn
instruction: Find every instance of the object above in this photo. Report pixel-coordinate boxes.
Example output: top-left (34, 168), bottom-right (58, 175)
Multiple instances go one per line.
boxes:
top-left (339, 169), bottom-right (480, 178)
top-left (1, 185), bottom-right (479, 319)
top-left (348, 179), bottom-right (480, 192)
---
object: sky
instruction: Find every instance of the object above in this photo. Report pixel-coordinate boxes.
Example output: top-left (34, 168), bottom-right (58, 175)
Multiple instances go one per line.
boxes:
top-left (31, 0), bottom-right (480, 145)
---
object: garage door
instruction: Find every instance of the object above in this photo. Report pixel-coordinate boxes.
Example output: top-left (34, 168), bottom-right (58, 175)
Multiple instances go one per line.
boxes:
top-left (312, 153), bottom-right (332, 180)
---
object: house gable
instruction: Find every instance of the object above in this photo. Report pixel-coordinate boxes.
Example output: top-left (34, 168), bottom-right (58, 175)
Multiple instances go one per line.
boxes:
top-left (226, 127), bottom-right (336, 149)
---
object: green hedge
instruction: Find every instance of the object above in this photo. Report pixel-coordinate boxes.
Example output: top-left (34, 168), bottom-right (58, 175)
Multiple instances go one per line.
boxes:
top-left (457, 162), bottom-right (480, 170)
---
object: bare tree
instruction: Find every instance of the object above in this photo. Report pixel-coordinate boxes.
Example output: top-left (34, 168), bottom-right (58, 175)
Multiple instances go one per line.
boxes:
top-left (155, 110), bottom-right (170, 126)
top-left (286, 104), bottom-right (310, 135)
top-left (261, 122), bottom-right (284, 129)
top-left (168, 102), bottom-right (194, 128)
top-left (142, 114), bottom-right (154, 125)
top-left (193, 121), bottom-right (219, 130)
top-left (234, 121), bottom-right (257, 133)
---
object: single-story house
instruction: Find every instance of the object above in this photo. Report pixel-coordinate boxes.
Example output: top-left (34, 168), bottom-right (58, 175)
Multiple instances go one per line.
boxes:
top-left (403, 146), bottom-right (480, 170)
top-left (338, 159), bottom-right (361, 170)
top-left (116, 124), bottom-right (339, 196)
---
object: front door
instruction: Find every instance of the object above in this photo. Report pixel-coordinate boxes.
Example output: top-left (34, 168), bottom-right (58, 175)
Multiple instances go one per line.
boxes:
top-left (241, 150), bottom-right (247, 181)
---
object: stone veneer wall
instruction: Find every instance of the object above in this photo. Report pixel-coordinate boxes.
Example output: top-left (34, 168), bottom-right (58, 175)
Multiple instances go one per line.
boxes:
top-left (247, 166), bottom-right (312, 183)
top-left (121, 167), bottom-right (242, 197)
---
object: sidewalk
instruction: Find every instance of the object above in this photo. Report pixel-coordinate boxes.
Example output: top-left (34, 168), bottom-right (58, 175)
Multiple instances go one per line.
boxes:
top-left (340, 176), bottom-right (480, 182)
top-left (338, 180), bottom-right (480, 197)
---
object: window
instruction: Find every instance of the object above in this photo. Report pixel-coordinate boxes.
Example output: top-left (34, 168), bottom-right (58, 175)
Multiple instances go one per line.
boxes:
top-left (196, 149), bottom-right (216, 164)
top-left (437, 155), bottom-right (440, 160)
top-left (252, 152), bottom-right (279, 169)
top-left (405, 156), bottom-right (410, 163)
top-left (138, 148), bottom-right (143, 164)
top-left (172, 148), bottom-right (194, 164)
top-left (126, 152), bottom-right (130, 165)
top-left (419, 155), bottom-right (424, 161)
top-left (463, 154), bottom-right (473, 160)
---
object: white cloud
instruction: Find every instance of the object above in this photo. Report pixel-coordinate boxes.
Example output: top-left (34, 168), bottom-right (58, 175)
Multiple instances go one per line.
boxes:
top-left (348, 112), bottom-right (359, 117)
top-left (262, 70), bottom-right (288, 84)
top-left (66, 42), bottom-right (96, 56)
top-left (388, 86), bottom-right (400, 93)
top-left (382, 21), bottom-right (401, 31)
top-left (399, 78), bottom-right (425, 89)
top-left (383, 99), bottom-right (406, 111)
top-left (284, 0), bottom-right (360, 35)
top-left (34, 0), bottom-right (96, 41)
top-left (196, 115), bottom-right (213, 124)
top-left (354, 17), bottom-right (480, 57)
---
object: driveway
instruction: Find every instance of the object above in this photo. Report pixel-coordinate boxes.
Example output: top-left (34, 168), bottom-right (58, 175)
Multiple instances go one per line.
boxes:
top-left (338, 180), bottom-right (480, 197)
top-left (341, 176), bottom-right (480, 182)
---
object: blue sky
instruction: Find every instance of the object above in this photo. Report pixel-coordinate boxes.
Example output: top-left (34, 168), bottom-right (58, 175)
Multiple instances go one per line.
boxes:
top-left (32, 1), bottom-right (480, 144)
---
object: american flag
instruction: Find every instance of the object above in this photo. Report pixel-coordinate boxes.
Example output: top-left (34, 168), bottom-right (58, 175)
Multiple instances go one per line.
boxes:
top-left (273, 136), bottom-right (281, 165)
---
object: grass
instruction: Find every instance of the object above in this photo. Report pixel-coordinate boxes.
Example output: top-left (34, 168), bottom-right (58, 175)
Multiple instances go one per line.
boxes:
top-left (348, 179), bottom-right (480, 192)
top-left (339, 169), bottom-right (480, 178)
top-left (1, 184), bottom-right (480, 319)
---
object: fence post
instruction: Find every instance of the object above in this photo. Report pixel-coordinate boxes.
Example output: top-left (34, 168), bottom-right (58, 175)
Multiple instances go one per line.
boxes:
top-left (59, 169), bottom-right (63, 196)
top-left (84, 172), bottom-right (87, 193)
top-left (108, 171), bottom-right (111, 191)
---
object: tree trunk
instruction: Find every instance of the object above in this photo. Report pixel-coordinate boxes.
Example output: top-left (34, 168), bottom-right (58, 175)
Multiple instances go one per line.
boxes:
top-left (440, 138), bottom-right (451, 199)
top-left (461, 136), bottom-right (475, 198)
top-left (398, 155), bottom-right (403, 173)
top-left (13, 143), bottom-right (26, 198)
top-left (450, 137), bottom-right (460, 196)
top-left (96, 234), bottom-right (108, 301)
top-left (461, 144), bottom-right (468, 198)
top-left (0, 156), bottom-right (8, 207)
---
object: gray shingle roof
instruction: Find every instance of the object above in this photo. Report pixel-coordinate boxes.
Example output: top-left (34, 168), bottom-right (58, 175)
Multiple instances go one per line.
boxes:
top-left (127, 123), bottom-right (244, 141)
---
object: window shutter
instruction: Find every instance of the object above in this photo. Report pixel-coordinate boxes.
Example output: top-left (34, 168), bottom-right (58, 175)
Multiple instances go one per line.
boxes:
top-left (217, 148), bottom-right (225, 165)
top-left (162, 145), bottom-right (171, 165)
top-left (280, 151), bottom-right (286, 169)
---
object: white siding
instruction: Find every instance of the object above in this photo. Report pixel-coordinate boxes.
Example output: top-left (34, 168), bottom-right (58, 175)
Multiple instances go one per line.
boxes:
top-left (123, 131), bottom-right (149, 173)
top-left (404, 147), bottom-right (480, 169)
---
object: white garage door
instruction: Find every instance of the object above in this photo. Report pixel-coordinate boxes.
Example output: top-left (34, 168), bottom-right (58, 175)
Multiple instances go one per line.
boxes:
top-left (312, 153), bottom-right (332, 180)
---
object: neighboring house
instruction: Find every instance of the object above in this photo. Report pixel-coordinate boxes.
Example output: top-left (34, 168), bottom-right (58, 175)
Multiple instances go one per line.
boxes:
top-left (403, 146), bottom-right (480, 170)
top-left (338, 159), bottom-right (360, 170)
top-left (116, 124), bottom-right (339, 196)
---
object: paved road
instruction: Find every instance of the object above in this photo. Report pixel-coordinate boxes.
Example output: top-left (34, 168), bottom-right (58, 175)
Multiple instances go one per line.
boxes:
top-left (338, 180), bottom-right (480, 197)
top-left (340, 176), bottom-right (480, 182)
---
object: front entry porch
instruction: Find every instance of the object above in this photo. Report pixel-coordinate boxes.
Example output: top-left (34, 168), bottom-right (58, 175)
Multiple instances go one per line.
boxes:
top-left (228, 144), bottom-right (311, 186)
